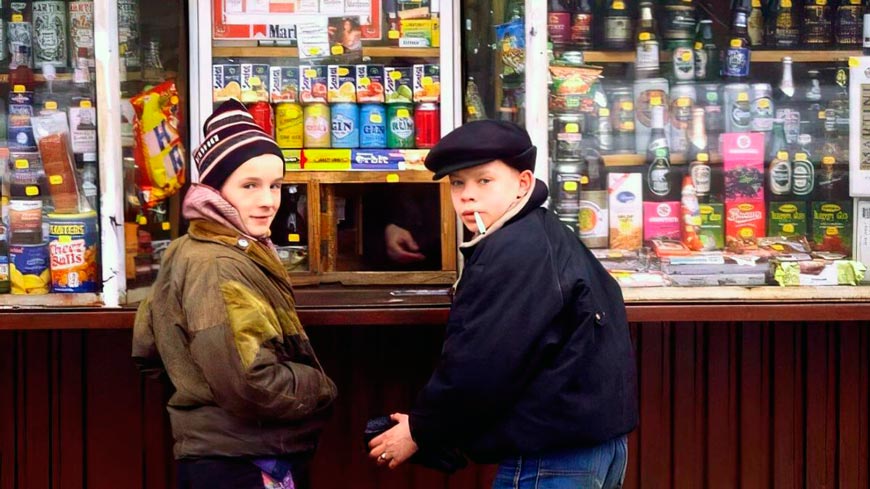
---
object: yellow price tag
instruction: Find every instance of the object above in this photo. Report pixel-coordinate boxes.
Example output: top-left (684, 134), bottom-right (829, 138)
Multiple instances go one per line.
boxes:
top-left (170, 96), bottom-right (178, 105)
top-left (681, 51), bottom-right (692, 62)
top-left (15, 159), bottom-right (29, 169)
top-left (599, 108), bottom-right (610, 117)
top-left (12, 14), bottom-right (23, 22)
top-left (386, 174), bottom-right (400, 183)
top-left (796, 152), bottom-right (808, 160)
top-left (752, 0), bottom-right (761, 6)
top-left (639, 32), bottom-right (651, 41)
top-left (818, 110), bottom-right (826, 119)
top-left (783, 224), bottom-right (795, 233)
top-left (162, 222), bottom-right (171, 231)
top-left (305, 69), bottom-right (317, 78)
top-left (422, 76), bottom-right (433, 87)
top-left (849, 57), bottom-right (860, 68)
top-left (580, 176), bottom-right (589, 185)
top-left (677, 97), bottom-right (690, 107)
top-left (565, 123), bottom-right (579, 133)
top-left (45, 101), bottom-right (58, 110)
top-left (137, 216), bottom-right (147, 225)
top-left (468, 106), bottom-right (477, 115)
top-left (823, 156), bottom-right (835, 164)
top-left (777, 151), bottom-right (789, 160)
top-left (389, 71), bottom-right (402, 80)
top-left (49, 175), bottom-right (63, 185)
top-left (13, 84), bottom-right (25, 93)
top-left (694, 42), bottom-right (702, 50)
top-left (759, 99), bottom-right (770, 108)
top-left (613, 1), bottom-right (625, 9)
top-left (621, 101), bottom-right (633, 111)
top-left (80, 100), bottom-right (92, 108)
top-left (563, 181), bottom-right (578, 192)
top-left (622, 121), bottom-right (635, 131)
top-left (650, 96), bottom-right (662, 106)
top-left (397, 109), bottom-right (410, 118)
top-left (782, 0), bottom-right (792, 6)
top-left (331, 45), bottom-right (344, 55)
top-left (816, 0), bottom-right (826, 5)
top-left (25, 186), bottom-right (39, 197)
top-left (288, 233), bottom-right (301, 243)
top-left (59, 235), bottom-right (72, 243)
top-left (388, 30), bottom-right (400, 40)
top-left (730, 39), bottom-right (741, 48)
top-left (737, 92), bottom-right (749, 102)
top-left (371, 113), bottom-right (383, 123)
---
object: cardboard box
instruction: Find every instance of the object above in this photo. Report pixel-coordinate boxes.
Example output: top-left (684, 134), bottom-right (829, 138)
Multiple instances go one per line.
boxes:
top-left (608, 173), bottom-right (643, 250)
top-left (300, 65), bottom-right (328, 104)
top-left (768, 201), bottom-right (808, 237)
top-left (399, 19), bottom-right (432, 46)
top-left (356, 64), bottom-right (385, 103)
top-left (384, 67), bottom-right (413, 104)
top-left (212, 64), bottom-right (241, 102)
top-left (240, 63), bottom-right (270, 103)
top-left (643, 201), bottom-right (681, 242)
top-left (579, 190), bottom-right (608, 249)
top-left (269, 66), bottom-right (300, 103)
top-left (412, 64), bottom-right (440, 103)
top-left (812, 201), bottom-right (853, 255)
top-left (722, 132), bottom-right (765, 247)
top-left (327, 65), bottom-right (357, 103)
top-left (699, 202), bottom-right (724, 250)
top-left (726, 200), bottom-right (766, 245)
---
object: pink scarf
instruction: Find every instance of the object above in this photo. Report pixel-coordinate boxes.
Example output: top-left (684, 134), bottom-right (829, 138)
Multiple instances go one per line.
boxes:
top-left (182, 183), bottom-right (277, 251)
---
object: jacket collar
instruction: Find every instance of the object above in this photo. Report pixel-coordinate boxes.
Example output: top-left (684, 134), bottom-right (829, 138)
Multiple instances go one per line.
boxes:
top-left (187, 219), bottom-right (291, 284)
top-left (459, 178), bottom-right (549, 252)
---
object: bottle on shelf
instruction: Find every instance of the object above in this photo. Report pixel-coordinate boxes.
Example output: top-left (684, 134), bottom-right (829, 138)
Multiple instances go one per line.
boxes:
top-left (815, 154), bottom-right (850, 201)
top-left (774, 56), bottom-right (800, 146)
top-left (645, 103), bottom-right (674, 201)
top-left (748, 0), bottom-right (765, 46)
top-left (687, 107), bottom-right (708, 163)
top-left (635, 1), bottom-right (660, 79)
top-left (498, 89), bottom-right (519, 123)
top-left (465, 76), bottom-right (487, 121)
top-left (836, 0), bottom-right (863, 46)
top-left (689, 152), bottom-right (712, 204)
top-left (802, 0), bottom-right (834, 47)
top-left (594, 107), bottom-right (613, 154)
top-left (766, 0), bottom-right (800, 49)
top-left (723, 8), bottom-right (751, 82)
top-left (694, 19), bottom-right (719, 81)
top-left (792, 137), bottom-right (816, 200)
top-left (571, 0), bottom-right (594, 49)
top-left (801, 69), bottom-right (825, 153)
top-left (767, 149), bottom-right (793, 201)
top-left (548, 0), bottom-right (573, 45)
top-left (602, 0), bottom-right (633, 50)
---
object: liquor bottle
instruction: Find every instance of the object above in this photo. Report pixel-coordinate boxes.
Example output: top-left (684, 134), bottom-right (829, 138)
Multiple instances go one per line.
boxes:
top-left (549, 0), bottom-right (573, 45)
top-left (836, 0), bottom-right (863, 46)
top-left (815, 155), bottom-right (849, 200)
top-left (465, 77), bottom-right (487, 121)
top-left (635, 1), bottom-right (660, 79)
top-left (748, 0), bottom-right (765, 46)
top-left (801, 70), bottom-right (825, 151)
top-left (689, 152), bottom-right (712, 203)
top-left (767, 118), bottom-right (789, 162)
top-left (766, 0), bottom-right (800, 48)
top-left (595, 107), bottom-right (613, 154)
top-left (602, 0), bottom-right (633, 50)
top-left (774, 57), bottom-right (800, 146)
top-left (687, 107), bottom-right (708, 163)
top-left (583, 150), bottom-right (603, 190)
top-left (645, 104), bottom-right (674, 201)
top-left (802, 0), bottom-right (834, 47)
top-left (723, 9), bottom-right (751, 81)
top-left (571, 0), bottom-right (594, 49)
top-left (694, 19), bottom-right (719, 81)
top-left (699, 84), bottom-right (723, 154)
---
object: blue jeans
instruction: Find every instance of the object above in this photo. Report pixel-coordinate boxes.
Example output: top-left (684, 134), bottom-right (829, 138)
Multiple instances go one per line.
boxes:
top-left (492, 436), bottom-right (628, 489)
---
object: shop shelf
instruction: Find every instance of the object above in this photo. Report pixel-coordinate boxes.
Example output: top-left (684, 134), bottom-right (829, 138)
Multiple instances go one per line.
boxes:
top-left (284, 170), bottom-right (435, 184)
top-left (581, 50), bottom-right (860, 64)
top-left (212, 44), bottom-right (439, 59)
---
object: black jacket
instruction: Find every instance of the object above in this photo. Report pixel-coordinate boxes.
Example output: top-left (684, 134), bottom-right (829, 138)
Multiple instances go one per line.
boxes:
top-left (409, 180), bottom-right (638, 464)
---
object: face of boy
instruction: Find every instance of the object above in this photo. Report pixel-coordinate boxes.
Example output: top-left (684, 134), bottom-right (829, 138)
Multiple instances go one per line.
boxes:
top-left (448, 160), bottom-right (533, 233)
top-left (220, 154), bottom-right (285, 238)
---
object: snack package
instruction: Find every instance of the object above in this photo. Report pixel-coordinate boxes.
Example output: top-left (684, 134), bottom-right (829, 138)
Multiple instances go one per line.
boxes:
top-left (549, 64), bottom-right (604, 114)
top-left (31, 112), bottom-right (85, 213)
top-left (495, 19), bottom-right (525, 77)
top-left (131, 80), bottom-right (186, 208)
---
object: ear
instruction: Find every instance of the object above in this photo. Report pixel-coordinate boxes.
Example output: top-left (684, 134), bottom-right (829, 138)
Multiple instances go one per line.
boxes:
top-left (517, 170), bottom-right (534, 197)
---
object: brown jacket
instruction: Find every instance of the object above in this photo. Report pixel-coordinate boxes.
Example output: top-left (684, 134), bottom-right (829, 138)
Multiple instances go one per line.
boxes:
top-left (132, 220), bottom-right (337, 459)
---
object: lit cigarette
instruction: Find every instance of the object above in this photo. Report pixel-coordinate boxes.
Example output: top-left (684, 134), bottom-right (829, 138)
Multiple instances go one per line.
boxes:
top-left (474, 211), bottom-right (486, 235)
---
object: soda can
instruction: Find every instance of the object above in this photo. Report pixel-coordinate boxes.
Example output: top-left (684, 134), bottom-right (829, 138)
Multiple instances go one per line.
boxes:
top-left (247, 101), bottom-right (274, 136)
top-left (414, 102), bottom-right (440, 148)
top-left (698, 83), bottom-right (722, 153)
top-left (303, 103), bottom-right (331, 148)
top-left (750, 83), bottom-right (774, 133)
top-left (552, 113), bottom-right (584, 161)
top-left (387, 104), bottom-right (415, 149)
top-left (551, 162), bottom-right (583, 214)
top-left (33, 1), bottom-right (68, 70)
top-left (360, 103), bottom-right (387, 148)
top-left (668, 84), bottom-right (696, 155)
top-left (607, 84), bottom-right (635, 154)
top-left (723, 83), bottom-right (751, 133)
top-left (330, 102), bottom-right (360, 148)
top-left (9, 242), bottom-right (50, 295)
top-left (275, 102), bottom-right (304, 149)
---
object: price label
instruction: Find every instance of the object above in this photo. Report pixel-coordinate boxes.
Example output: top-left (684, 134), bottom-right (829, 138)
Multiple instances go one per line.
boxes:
top-left (137, 216), bottom-right (147, 225)
top-left (677, 97), bottom-right (691, 107)
top-left (730, 39), bottom-right (741, 48)
top-left (59, 235), bottom-right (72, 243)
top-left (288, 233), bottom-right (301, 243)
top-left (599, 108), bottom-right (610, 117)
top-left (388, 30), bottom-right (400, 40)
top-left (613, 1), bottom-right (625, 9)
top-left (694, 42), bottom-right (702, 50)
top-left (563, 181), bottom-right (578, 192)
top-left (397, 109), bottom-right (410, 118)
top-left (822, 156), bottom-right (835, 164)
top-left (650, 96), bottom-right (662, 106)
top-left (15, 159), bottom-right (29, 169)
top-left (49, 175), bottom-right (63, 185)
top-left (331, 45), bottom-right (344, 55)
top-left (759, 99), bottom-right (770, 109)
top-left (25, 186), bottom-right (39, 197)
top-left (566, 123), bottom-right (579, 133)
top-left (162, 222), bottom-right (171, 231)
top-left (639, 32), bottom-right (651, 41)
top-left (737, 92), bottom-right (749, 102)
top-left (386, 174), bottom-right (400, 183)
top-left (621, 101), bottom-right (633, 111)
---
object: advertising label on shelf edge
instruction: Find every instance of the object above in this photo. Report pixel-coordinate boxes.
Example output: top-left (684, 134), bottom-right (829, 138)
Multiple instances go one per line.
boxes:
top-left (213, 0), bottom-right (382, 41)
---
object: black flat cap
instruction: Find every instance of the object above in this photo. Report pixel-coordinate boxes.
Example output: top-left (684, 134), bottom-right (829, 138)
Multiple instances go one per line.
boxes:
top-left (424, 120), bottom-right (537, 180)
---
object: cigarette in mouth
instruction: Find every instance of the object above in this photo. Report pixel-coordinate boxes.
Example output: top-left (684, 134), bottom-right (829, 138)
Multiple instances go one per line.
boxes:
top-left (474, 211), bottom-right (486, 235)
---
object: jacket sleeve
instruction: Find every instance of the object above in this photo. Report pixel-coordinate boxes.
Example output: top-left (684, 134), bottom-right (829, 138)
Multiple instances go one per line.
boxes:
top-left (131, 292), bottom-right (167, 380)
top-left (183, 257), bottom-right (336, 422)
top-left (409, 243), bottom-right (566, 449)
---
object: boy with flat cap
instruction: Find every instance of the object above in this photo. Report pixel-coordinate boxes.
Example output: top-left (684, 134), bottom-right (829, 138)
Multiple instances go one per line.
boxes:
top-left (368, 120), bottom-right (638, 488)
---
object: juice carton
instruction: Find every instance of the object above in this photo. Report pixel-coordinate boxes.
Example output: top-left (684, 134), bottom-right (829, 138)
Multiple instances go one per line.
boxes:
top-left (608, 173), bottom-right (643, 250)
top-left (698, 202), bottom-right (724, 250)
top-left (413, 64), bottom-right (441, 103)
top-left (327, 65), bottom-right (357, 103)
top-left (722, 133), bottom-right (765, 248)
top-left (578, 190), bottom-right (608, 249)
top-left (240, 63), bottom-right (270, 103)
top-left (269, 66), bottom-right (300, 103)
top-left (643, 201), bottom-right (681, 242)
top-left (300, 65), bottom-right (328, 104)
top-left (212, 64), bottom-right (241, 103)
top-left (356, 65), bottom-right (385, 103)
top-left (384, 67), bottom-right (413, 104)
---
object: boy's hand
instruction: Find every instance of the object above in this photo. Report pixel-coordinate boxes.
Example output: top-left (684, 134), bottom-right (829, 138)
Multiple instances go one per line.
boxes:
top-left (385, 224), bottom-right (426, 264)
top-left (368, 413), bottom-right (419, 469)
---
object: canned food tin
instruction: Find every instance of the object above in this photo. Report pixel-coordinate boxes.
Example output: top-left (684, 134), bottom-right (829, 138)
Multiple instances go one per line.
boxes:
top-left (553, 114), bottom-right (584, 161)
top-left (387, 104), bottom-right (415, 149)
top-left (608, 84), bottom-right (635, 154)
top-left (275, 102), bottom-right (304, 149)
top-left (552, 162), bottom-right (583, 213)
top-left (662, 5), bottom-right (697, 44)
top-left (8, 199), bottom-right (43, 245)
top-left (414, 102), bottom-right (440, 148)
top-left (360, 104), bottom-right (387, 148)
top-left (330, 102), bottom-right (360, 148)
top-left (247, 101), bottom-right (274, 137)
top-left (303, 103), bottom-right (331, 148)
top-left (48, 211), bottom-right (99, 293)
top-left (9, 242), bottom-right (50, 295)
top-left (723, 83), bottom-right (752, 133)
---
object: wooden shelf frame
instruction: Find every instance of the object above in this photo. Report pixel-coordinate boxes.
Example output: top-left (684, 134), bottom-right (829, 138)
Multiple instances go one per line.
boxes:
top-left (212, 45), bottom-right (439, 59)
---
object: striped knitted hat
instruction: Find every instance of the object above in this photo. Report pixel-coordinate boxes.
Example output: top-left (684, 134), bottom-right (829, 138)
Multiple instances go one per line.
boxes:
top-left (193, 99), bottom-right (283, 190)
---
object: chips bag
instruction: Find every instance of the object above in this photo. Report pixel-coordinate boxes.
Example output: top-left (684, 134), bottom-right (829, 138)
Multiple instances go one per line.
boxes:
top-left (549, 64), bottom-right (605, 114)
top-left (131, 80), bottom-right (185, 207)
top-left (495, 19), bottom-right (525, 77)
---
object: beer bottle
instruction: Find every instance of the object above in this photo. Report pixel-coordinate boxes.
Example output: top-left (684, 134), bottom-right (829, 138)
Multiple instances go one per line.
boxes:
top-left (602, 0), bottom-right (633, 50)
top-left (766, 0), bottom-right (800, 48)
top-left (723, 9), bottom-right (751, 82)
top-left (635, 1), bottom-right (660, 79)
top-left (836, 0), bottom-right (863, 46)
top-left (801, 70), bottom-right (825, 148)
top-left (802, 0), bottom-right (834, 47)
top-left (768, 149), bottom-right (793, 201)
top-left (549, 0), bottom-right (573, 45)
top-left (465, 76), bottom-right (487, 121)
top-left (767, 118), bottom-right (789, 162)
top-left (645, 104), bottom-right (674, 201)
top-left (689, 152), bottom-right (712, 203)
top-left (748, 0), bottom-right (765, 46)
top-left (694, 19), bottom-right (719, 81)
top-left (595, 107), bottom-right (613, 154)
top-left (774, 57), bottom-right (800, 146)
top-left (571, 0), bottom-right (595, 49)
top-left (687, 107), bottom-right (708, 163)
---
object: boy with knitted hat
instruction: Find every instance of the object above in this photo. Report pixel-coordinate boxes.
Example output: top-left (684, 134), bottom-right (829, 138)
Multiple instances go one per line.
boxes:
top-left (368, 120), bottom-right (638, 489)
top-left (134, 99), bottom-right (336, 489)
